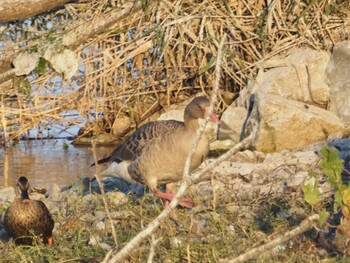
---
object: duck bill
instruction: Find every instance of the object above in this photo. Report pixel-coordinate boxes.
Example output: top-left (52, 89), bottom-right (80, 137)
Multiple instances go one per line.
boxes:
top-left (205, 107), bottom-right (220, 124)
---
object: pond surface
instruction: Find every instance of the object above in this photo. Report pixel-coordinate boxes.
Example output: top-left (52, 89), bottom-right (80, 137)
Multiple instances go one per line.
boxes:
top-left (0, 140), bottom-right (114, 189)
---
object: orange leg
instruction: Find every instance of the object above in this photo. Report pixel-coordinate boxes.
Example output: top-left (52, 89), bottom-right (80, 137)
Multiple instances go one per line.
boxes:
top-left (152, 186), bottom-right (197, 208)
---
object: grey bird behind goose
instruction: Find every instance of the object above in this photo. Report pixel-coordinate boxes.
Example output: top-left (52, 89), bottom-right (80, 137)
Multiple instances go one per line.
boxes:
top-left (98, 96), bottom-right (220, 208)
top-left (4, 176), bottom-right (54, 246)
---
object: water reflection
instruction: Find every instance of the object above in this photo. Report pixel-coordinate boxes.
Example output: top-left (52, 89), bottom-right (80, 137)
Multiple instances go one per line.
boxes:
top-left (0, 140), bottom-right (114, 189)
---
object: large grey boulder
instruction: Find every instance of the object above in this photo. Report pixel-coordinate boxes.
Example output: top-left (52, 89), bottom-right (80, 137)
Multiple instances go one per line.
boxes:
top-left (327, 41), bottom-right (350, 125)
top-left (244, 48), bottom-right (330, 107)
top-left (246, 93), bottom-right (350, 152)
top-left (218, 106), bottom-right (247, 143)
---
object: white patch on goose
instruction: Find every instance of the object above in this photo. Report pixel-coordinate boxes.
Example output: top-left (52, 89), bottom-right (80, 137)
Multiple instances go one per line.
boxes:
top-left (100, 162), bottom-right (138, 184)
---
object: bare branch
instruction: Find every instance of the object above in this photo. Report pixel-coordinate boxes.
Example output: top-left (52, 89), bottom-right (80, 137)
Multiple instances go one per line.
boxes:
top-left (224, 214), bottom-right (320, 263)
top-left (191, 134), bottom-right (254, 183)
top-left (147, 234), bottom-right (161, 263)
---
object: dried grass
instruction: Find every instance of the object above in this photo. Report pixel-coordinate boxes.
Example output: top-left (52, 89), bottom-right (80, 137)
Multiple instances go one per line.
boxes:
top-left (0, 0), bottom-right (349, 142)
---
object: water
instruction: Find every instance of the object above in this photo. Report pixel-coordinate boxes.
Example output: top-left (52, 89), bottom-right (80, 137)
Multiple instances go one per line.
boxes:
top-left (0, 139), bottom-right (114, 189)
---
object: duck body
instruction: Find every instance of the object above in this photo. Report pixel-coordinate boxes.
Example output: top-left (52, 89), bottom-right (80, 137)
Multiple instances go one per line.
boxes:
top-left (4, 177), bottom-right (54, 246)
top-left (99, 96), bottom-right (220, 207)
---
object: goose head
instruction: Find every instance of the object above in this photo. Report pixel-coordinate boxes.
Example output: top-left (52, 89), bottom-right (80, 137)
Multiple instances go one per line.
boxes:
top-left (184, 96), bottom-right (220, 125)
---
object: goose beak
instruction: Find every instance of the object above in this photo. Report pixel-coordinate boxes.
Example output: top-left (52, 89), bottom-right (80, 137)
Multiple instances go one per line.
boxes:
top-left (205, 107), bottom-right (220, 125)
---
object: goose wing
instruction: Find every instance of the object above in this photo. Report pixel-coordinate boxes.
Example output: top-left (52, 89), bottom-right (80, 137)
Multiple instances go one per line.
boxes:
top-left (108, 120), bottom-right (183, 163)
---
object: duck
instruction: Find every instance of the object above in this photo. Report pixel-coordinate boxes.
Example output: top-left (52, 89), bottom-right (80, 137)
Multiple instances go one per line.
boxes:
top-left (96, 96), bottom-right (220, 208)
top-left (4, 176), bottom-right (55, 246)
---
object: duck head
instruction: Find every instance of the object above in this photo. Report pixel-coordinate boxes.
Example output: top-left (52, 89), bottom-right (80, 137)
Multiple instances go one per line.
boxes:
top-left (16, 176), bottom-right (30, 201)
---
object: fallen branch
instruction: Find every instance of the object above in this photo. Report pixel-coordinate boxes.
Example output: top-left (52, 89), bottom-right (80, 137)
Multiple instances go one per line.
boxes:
top-left (0, 0), bottom-right (70, 23)
top-left (224, 214), bottom-right (320, 263)
top-left (62, 1), bottom-right (143, 49)
top-left (104, 33), bottom-right (228, 263)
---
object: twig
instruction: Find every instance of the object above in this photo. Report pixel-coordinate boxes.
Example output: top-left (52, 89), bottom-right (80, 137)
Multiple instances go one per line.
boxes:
top-left (191, 134), bottom-right (254, 183)
top-left (101, 250), bottom-right (113, 263)
top-left (105, 33), bottom-right (228, 263)
top-left (224, 214), bottom-right (320, 263)
top-left (147, 234), bottom-right (161, 263)
top-left (91, 140), bottom-right (118, 248)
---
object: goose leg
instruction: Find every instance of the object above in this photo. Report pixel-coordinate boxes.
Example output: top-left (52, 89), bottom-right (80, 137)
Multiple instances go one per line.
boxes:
top-left (152, 187), bottom-right (197, 208)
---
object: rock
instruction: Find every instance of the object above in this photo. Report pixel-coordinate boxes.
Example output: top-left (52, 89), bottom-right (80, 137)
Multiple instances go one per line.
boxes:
top-left (89, 235), bottom-right (101, 246)
top-left (247, 48), bottom-right (330, 107)
top-left (286, 171), bottom-right (309, 187)
top-left (327, 41), bottom-right (350, 125)
top-left (47, 183), bottom-right (61, 201)
top-left (0, 187), bottom-right (15, 203)
top-left (329, 138), bottom-right (350, 161)
top-left (209, 139), bottom-right (235, 151)
top-left (107, 191), bottom-right (129, 206)
top-left (95, 221), bottom-right (105, 231)
top-left (0, 227), bottom-right (9, 243)
top-left (93, 177), bottom-right (144, 197)
top-left (218, 106), bottom-right (247, 143)
top-left (231, 150), bottom-right (266, 163)
top-left (99, 242), bottom-right (112, 250)
top-left (329, 138), bottom-right (350, 152)
top-left (13, 51), bottom-right (40, 76)
top-left (193, 147), bottom-right (328, 202)
top-left (111, 115), bottom-right (131, 137)
top-left (246, 93), bottom-right (350, 152)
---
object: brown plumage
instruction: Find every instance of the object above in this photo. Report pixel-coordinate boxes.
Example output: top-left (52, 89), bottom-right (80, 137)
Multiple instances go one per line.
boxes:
top-left (99, 96), bottom-right (220, 208)
top-left (4, 177), bottom-right (54, 246)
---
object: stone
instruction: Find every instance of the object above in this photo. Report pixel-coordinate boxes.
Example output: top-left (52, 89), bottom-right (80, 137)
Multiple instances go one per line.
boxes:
top-left (327, 41), bottom-right (350, 125)
top-left (248, 48), bottom-right (330, 107)
top-left (47, 183), bottom-right (61, 201)
top-left (246, 93), bottom-right (350, 152)
top-left (209, 139), bottom-right (235, 151)
top-left (95, 221), bottom-right (105, 231)
top-left (219, 106), bottom-right (247, 143)
top-left (0, 187), bottom-right (15, 203)
top-left (0, 227), bottom-right (9, 243)
top-left (107, 191), bottom-right (129, 206)
top-left (111, 115), bottom-right (131, 137)
top-left (231, 150), bottom-right (266, 163)
top-left (89, 235), bottom-right (101, 246)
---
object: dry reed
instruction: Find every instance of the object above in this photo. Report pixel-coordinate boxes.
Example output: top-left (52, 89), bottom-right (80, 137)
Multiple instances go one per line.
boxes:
top-left (0, 0), bottom-right (349, 142)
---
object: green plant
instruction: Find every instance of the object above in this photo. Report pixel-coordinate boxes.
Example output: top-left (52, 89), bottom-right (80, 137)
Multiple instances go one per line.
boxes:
top-left (303, 145), bottom-right (350, 221)
top-left (321, 146), bottom-right (350, 219)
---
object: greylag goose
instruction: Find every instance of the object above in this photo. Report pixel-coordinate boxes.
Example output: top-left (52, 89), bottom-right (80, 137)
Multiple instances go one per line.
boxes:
top-left (97, 96), bottom-right (220, 208)
top-left (4, 176), bottom-right (55, 246)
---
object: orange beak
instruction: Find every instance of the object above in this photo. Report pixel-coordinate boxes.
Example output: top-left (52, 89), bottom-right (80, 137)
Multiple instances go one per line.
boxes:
top-left (48, 236), bottom-right (54, 246)
top-left (205, 107), bottom-right (220, 124)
